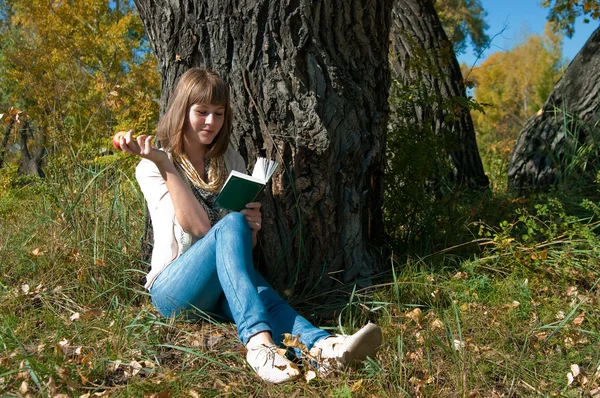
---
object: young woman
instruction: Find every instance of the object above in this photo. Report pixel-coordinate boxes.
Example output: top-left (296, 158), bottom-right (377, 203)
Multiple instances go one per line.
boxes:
top-left (118, 67), bottom-right (382, 384)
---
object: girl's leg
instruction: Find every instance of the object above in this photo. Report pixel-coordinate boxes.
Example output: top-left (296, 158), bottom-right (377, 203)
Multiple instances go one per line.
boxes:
top-left (218, 268), bottom-right (330, 351)
top-left (150, 213), bottom-right (271, 344)
top-left (151, 212), bottom-right (301, 384)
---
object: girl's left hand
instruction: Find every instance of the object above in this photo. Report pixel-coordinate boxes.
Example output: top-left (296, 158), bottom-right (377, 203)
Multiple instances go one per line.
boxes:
top-left (241, 202), bottom-right (262, 232)
top-left (241, 202), bottom-right (262, 246)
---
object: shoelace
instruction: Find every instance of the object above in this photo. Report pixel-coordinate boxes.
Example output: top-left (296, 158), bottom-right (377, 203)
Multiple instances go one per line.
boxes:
top-left (250, 343), bottom-right (288, 369)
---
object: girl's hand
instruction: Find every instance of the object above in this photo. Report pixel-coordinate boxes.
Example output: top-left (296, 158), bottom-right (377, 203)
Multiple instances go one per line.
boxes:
top-left (119, 130), bottom-right (168, 165)
top-left (241, 202), bottom-right (262, 247)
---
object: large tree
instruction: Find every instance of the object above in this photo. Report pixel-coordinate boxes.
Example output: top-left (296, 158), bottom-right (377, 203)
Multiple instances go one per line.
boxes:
top-left (133, 0), bottom-right (394, 291)
top-left (390, 0), bottom-right (489, 189)
top-left (507, 26), bottom-right (600, 190)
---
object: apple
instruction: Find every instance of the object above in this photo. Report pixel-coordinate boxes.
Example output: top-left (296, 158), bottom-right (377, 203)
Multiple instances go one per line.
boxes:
top-left (112, 131), bottom-right (127, 150)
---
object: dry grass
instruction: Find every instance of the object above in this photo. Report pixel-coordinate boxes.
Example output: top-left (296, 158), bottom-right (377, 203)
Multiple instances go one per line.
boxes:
top-left (2, 149), bottom-right (600, 397)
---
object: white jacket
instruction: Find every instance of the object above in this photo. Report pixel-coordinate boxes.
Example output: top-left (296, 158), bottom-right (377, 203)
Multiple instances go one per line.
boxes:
top-left (135, 146), bottom-right (246, 289)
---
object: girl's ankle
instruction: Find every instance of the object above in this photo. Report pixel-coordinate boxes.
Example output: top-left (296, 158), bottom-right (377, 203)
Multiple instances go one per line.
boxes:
top-left (246, 331), bottom-right (273, 349)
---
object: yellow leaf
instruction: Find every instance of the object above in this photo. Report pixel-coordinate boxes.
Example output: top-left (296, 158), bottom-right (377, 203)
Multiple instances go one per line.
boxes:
top-left (32, 248), bottom-right (43, 256)
top-left (430, 318), bottom-right (444, 329)
top-left (406, 307), bottom-right (422, 322)
top-left (351, 379), bottom-right (364, 392)
top-left (95, 259), bottom-right (106, 267)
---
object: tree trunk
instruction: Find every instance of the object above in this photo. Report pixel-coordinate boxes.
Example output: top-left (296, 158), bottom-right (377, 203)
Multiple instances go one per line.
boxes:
top-left (17, 121), bottom-right (45, 178)
top-left (0, 118), bottom-right (14, 169)
top-left (390, 0), bottom-right (488, 188)
top-left (508, 27), bottom-right (600, 191)
top-left (133, 0), bottom-right (393, 291)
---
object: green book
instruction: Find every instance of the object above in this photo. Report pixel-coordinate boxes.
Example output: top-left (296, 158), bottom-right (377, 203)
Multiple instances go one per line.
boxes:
top-left (214, 157), bottom-right (278, 211)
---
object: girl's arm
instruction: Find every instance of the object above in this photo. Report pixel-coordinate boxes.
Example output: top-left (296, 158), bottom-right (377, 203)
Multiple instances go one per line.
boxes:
top-left (121, 131), bottom-right (212, 237)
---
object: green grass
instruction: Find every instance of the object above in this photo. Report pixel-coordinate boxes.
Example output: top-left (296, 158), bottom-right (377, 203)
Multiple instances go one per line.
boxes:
top-left (2, 141), bottom-right (600, 397)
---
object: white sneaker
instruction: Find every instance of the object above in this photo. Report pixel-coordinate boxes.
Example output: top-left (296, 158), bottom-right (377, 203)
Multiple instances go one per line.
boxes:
top-left (246, 343), bottom-right (301, 384)
top-left (309, 323), bottom-right (382, 375)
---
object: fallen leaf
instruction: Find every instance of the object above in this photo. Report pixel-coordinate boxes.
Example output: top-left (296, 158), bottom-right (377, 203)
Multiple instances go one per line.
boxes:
top-left (571, 364), bottom-right (580, 378)
top-left (573, 312), bottom-right (585, 326)
top-left (21, 284), bottom-right (30, 294)
top-left (453, 339), bottom-right (465, 351)
top-left (415, 332), bottom-right (425, 345)
top-left (351, 379), bottom-right (364, 392)
top-left (283, 333), bottom-right (306, 350)
top-left (32, 248), bottom-right (43, 256)
top-left (19, 381), bottom-right (29, 394)
top-left (566, 286), bottom-right (578, 296)
top-left (70, 312), bottom-right (81, 321)
top-left (305, 370), bottom-right (317, 383)
top-left (556, 311), bottom-right (565, 320)
top-left (453, 271), bottom-right (468, 279)
top-left (146, 390), bottom-right (171, 398)
top-left (83, 308), bottom-right (104, 320)
top-left (406, 307), bottom-right (422, 323)
top-left (95, 259), bottom-right (106, 267)
top-left (430, 319), bottom-right (444, 329)
top-left (567, 372), bottom-right (574, 386)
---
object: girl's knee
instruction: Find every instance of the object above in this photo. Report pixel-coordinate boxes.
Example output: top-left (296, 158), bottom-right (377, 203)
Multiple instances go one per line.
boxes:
top-left (220, 212), bottom-right (248, 230)
top-left (217, 212), bottom-right (251, 238)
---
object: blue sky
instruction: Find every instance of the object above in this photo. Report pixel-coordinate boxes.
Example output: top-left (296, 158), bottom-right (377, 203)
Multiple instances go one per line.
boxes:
top-left (457, 0), bottom-right (599, 67)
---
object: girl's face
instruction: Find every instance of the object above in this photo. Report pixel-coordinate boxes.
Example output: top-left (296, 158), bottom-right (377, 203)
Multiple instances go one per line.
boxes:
top-left (183, 103), bottom-right (225, 149)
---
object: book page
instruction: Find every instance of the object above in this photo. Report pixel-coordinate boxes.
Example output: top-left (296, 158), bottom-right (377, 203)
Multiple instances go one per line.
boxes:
top-left (252, 157), bottom-right (279, 182)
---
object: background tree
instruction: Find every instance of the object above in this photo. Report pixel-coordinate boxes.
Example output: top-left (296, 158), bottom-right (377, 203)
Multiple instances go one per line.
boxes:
top-left (0, 0), bottom-right (159, 176)
top-left (542, 0), bottom-right (600, 37)
top-left (435, 0), bottom-right (489, 55)
top-left (508, 26), bottom-right (600, 190)
top-left (389, 0), bottom-right (489, 189)
top-left (134, 0), bottom-right (394, 291)
top-left (471, 24), bottom-right (565, 139)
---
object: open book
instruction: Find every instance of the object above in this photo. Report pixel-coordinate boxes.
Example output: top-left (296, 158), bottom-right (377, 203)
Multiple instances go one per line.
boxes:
top-left (214, 157), bottom-right (279, 211)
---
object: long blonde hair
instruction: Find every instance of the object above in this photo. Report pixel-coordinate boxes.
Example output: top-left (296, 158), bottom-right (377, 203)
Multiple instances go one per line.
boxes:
top-left (156, 68), bottom-right (232, 158)
top-left (157, 68), bottom-right (232, 191)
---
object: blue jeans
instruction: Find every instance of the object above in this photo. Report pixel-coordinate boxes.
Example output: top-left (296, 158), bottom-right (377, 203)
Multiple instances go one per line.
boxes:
top-left (149, 212), bottom-right (330, 349)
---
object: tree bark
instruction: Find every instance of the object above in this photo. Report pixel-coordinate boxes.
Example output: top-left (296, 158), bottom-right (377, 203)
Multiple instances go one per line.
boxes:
top-left (17, 121), bottom-right (45, 177)
top-left (134, 0), bottom-right (393, 291)
top-left (508, 27), bottom-right (600, 191)
top-left (0, 118), bottom-right (14, 170)
top-left (390, 0), bottom-right (488, 188)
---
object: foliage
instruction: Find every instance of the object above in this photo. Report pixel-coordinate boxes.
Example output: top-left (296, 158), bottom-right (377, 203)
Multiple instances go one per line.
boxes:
top-left (469, 24), bottom-right (565, 141)
top-left (0, 0), bottom-right (159, 172)
top-left (3, 144), bottom-right (600, 395)
top-left (434, 0), bottom-right (490, 55)
top-left (541, 0), bottom-right (600, 37)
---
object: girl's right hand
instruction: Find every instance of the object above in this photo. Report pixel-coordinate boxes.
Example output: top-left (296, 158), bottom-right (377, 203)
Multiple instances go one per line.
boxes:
top-left (119, 130), bottom-right (168, 165)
